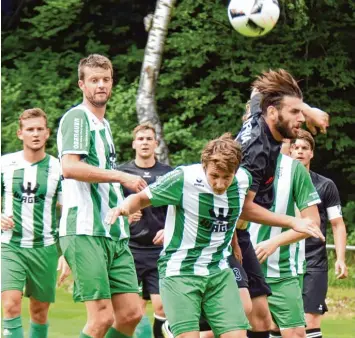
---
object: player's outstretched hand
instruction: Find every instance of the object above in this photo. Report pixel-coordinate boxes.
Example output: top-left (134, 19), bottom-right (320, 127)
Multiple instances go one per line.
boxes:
top-left (153, 229), bottom-right (164, 245)
top-left (335, 260), bottom-right (348, 279)
top-left (304, 107), bottom-right (329, 135)
top-left (255, 239), bottom-right (278, 264)
top-left (291, 217), bottom-right (325, 241)
top-left (119, 172), bottom-right (147, 192)
top-left (1, 214), bottom-right (14, 230)
top-left (105, 206), bottom-right (129, 225)
top-left (57, 255), bottom-right (71, 287)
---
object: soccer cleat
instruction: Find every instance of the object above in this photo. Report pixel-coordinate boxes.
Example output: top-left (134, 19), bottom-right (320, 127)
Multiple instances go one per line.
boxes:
top-left (162, 321), bottom-right (174, 338)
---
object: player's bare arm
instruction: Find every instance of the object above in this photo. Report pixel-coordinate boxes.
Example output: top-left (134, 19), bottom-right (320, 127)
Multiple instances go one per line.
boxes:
top-left (231, 231), bottom-right (243, 263)
top-left (61, 154), bottom-right (147, 192)
top-left (105, 191), bottom-right (152, 225)
top-left (255, 204), bottom-right (320, 263)
top-left (331, 217), bottom-right (348, 279)
top-left (240, 190), bottom-right (324, 240)
top-left (301, 104), bottom-right (329, 135)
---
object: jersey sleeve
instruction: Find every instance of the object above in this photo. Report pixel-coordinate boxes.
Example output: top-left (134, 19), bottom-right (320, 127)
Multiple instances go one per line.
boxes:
top-left (59, 109), bottom-right (90, 157)
top-left (324, 180), bottom-right (342, 220)
top-left (292, 162), bottom-right (321, 211)
top-left (249, 92), bottom-right (262, 117)
top-left (144, 168), bottom-right (184, 207)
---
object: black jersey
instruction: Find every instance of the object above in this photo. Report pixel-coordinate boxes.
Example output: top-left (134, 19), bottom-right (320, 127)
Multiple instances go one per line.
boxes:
top-left (236, 93), bottom-right (282, 209)
top-left (117, 160), bottom-right (172, 250)
top-left (305, 171), bottom-right (342, 271)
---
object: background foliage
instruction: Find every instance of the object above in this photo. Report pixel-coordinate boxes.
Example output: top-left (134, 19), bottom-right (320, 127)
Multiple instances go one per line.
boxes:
top-left (2, 0), bottom-right (355, 243)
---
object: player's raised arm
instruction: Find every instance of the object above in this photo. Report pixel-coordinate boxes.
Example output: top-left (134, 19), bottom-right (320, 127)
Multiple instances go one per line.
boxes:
top-left (105, 191), bottom-right (151, 225)
top-left (241, 190), bottom-right (324, 241)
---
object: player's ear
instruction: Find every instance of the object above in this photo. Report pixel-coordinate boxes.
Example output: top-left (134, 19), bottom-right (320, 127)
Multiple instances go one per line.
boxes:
top-left (132, 140), bottom-right (136, 150)
top-left (267, 105), bottom-right (278, 121)
top-left (17, 129), bottom-right (23, 141)
top-left (78, 80), bottom-right (84, 91)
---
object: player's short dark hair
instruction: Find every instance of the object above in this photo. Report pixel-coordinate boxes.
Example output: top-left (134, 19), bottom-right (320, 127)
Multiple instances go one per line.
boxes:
top-left (252, 69), bottom-right (303, 114)
top-left (201, 133), bottom-right (242, 173)
top-left (78, 54), bottom-right (113, 81)
top-left (19, 108), bottom-right (48, 129)
top-left (133, 122), bottom-right (157, 140)
top-left (292, 129), bottom-right (315, 151)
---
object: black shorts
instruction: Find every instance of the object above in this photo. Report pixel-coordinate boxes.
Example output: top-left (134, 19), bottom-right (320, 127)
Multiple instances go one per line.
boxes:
top-left (130, 248), bottom-right (161, 300)
top-left (227, 254), bottom-right (248, 289)
top-left (303, 270), bottom-right (328, 315)
top-left (237, 229), bottom-right (272, 298)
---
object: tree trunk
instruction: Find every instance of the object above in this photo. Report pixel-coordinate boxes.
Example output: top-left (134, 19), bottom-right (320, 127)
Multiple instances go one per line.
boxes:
top-left (136, 0), bottom-right (176, 165)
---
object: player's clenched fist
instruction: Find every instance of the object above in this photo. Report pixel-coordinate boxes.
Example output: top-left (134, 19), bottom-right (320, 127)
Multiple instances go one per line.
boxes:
top-left (303, 105), bottom-right (329, 135)
top-left (1, 214), bottom-right (14, 230)
top-left (119, 172), bottom-right (147, 192)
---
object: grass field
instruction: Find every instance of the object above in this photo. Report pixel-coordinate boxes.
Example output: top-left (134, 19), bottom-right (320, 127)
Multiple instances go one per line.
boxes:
top-left (19, 285), bottom-right (355, 338)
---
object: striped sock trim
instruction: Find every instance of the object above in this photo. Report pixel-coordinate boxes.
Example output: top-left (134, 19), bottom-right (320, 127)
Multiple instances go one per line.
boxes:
top-left (306, 328), bottom-right (322, 338)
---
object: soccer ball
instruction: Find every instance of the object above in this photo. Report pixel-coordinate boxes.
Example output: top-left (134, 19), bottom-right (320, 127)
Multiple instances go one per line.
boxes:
top-left (228, 0), bottom-right (280, 37)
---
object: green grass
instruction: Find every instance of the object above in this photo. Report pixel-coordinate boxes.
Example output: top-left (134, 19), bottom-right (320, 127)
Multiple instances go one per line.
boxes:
top-left (18, 285), bottom-right (355, 338)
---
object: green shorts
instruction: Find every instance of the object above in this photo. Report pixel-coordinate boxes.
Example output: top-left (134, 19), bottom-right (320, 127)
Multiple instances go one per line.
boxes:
top-left (160, 269), bottom-right (250, 337)
top-left (60, 235), bottom-right (139, 302)
top-left (266, 276), bottom-right (305, 330)
top-left (1, 242), bottom-right (58, 303)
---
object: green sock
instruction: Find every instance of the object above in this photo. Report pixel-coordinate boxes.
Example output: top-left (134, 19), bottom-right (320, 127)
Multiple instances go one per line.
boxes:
top-left (105, 327), bottom-right (132, 338)
top-left (3, 316), bottom-right (24, 338)
top-left (134, 314), bottom-right (152, 338)
top-left (29, 321), bottom-right (49, 338)
top-left (79, 331), bottom-right (93, 338)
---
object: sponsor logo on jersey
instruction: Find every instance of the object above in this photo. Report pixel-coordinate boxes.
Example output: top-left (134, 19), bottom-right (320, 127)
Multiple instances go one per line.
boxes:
top-left (232, 267), bottom-right (242, 281)
top-left (14, 182), bottom-right (44, 203)
top-left (237, 117), bottom-right (254, 144)
top-left (143, 172), bottom-right (151, 178)
top-left (265, 176), bottom-right (274, 185)
top-left (201, 207), bottom-right (235, 232)
top-left (3, 329), bottom-right (12, 336)
top-left (194, 178), bottom-right (204, 187)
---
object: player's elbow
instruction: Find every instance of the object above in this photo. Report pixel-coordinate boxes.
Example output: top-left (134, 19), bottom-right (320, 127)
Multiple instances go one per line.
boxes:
top-left (61, 159), bottom-right (76, 179)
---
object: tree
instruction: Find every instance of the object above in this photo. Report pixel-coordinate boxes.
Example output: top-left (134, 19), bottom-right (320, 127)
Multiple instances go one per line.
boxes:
top-left (136, 0), bottom-right (177, 164)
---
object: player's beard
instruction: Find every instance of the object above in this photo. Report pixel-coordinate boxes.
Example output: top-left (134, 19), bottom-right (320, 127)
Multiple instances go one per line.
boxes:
top-left (275, 114), bottom-right (297, 139)
top-left (86, 91), bottom-right (112, 108)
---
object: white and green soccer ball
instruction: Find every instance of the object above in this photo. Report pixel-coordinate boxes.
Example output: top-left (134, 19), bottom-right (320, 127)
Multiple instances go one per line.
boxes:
top-left (228, 0), bottom-right (280, 37)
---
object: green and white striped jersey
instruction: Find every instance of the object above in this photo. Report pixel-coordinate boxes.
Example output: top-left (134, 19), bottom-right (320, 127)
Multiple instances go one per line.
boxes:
top-left (248, 154), bottom-right (321, 278)
top-left (145, 164), bottom-right (252, 277)
top-left (1, 151), bottom-right (62, 248)
top-left (57, 104), bottom-right (128, 241)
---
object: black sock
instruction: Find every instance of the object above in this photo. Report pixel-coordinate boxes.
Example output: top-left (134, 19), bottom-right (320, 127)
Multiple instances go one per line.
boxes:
top-left (247, 331), bottom-right (270, 338)
top-left (153, 314), bottom-right (166, 338)
top-left (270, 330), bottom-right (282, 338)
top-left (306, 328), bottom-right (322, 338)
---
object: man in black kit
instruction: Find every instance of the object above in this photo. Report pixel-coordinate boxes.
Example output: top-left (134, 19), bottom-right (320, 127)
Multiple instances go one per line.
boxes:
top-left (232, 69), bottom-right (329, 338)
top-left (191, 69), bottom-right (329, 338)
top-left (118, 122), bottom-right (172, 338)
top-left (290, 129), bottom-right (348, 338)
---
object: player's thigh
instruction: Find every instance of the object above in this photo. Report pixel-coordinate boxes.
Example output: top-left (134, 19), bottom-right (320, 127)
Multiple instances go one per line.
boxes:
top-left (1, 243), bottom-right (27, 294)
top-left (109, 241), bottom-right (139, 295)
top-left (160, 275), bottom-right (204, 337)
top-left (303, 271), bottom-right (328, 316)
top-left (203, 269), bottom-right (249, 337)
top-left (60, 235), bottom-right (111, 302)
top-left (25, 244), bottom-right (58, 303)
top-left (267, 277), bottom-right (305, 330)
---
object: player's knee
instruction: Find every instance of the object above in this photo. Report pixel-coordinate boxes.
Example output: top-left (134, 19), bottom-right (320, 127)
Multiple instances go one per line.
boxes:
top-left (2, 296), bottom-right (21, 318)
top-left (30, 301), bottom-right (50, 324)
top-left (118, 306), bottom-right (143, 328)
top-left (89, 312), bottom-right (114, 332)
